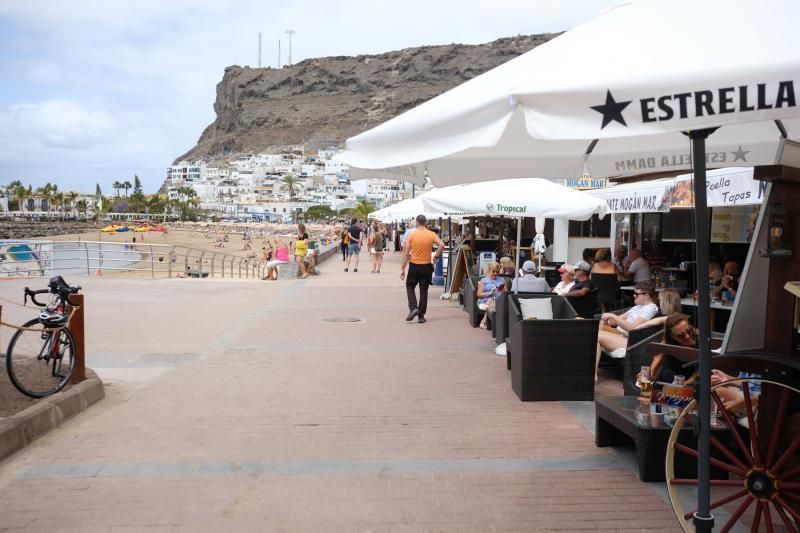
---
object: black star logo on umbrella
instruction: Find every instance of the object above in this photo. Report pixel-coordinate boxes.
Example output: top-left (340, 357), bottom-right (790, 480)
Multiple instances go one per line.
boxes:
top-left (591, 90), bottom-right (632, 129)
top-left (731, 145), bottom-right (750, 162)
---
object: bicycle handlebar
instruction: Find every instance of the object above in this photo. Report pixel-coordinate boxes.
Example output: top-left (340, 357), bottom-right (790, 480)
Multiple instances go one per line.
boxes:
top-left (23, 287), bottom-right (50, 307)
top-left (24, 276), bottom-right (81, 307)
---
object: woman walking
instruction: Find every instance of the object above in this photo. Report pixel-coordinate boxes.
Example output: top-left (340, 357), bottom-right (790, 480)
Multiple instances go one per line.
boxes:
top-left (295, 224), bottom-right (309, 279)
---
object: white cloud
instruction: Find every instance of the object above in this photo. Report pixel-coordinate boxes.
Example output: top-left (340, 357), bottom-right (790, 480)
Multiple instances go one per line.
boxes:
top-left (4, 100), bottom-right (116, 149)
top-left (0, 0), bottom-right (620, 192)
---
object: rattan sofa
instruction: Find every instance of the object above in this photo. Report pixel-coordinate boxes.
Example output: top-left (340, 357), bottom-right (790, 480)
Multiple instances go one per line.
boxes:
top-left (507, 294), bottom-right (599, 401)
top-left (465, 275), bottom-right (483, 327)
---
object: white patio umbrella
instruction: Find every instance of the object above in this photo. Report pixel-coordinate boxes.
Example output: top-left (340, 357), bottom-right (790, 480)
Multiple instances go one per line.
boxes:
top-left (340, 1), bottom-right (800, 187)
top-left (340, 1), bottom-right (800, 528)
top-left (368, 193), bottom-right (472, 223)
top-left (421, 178), bottom-right (608, 289)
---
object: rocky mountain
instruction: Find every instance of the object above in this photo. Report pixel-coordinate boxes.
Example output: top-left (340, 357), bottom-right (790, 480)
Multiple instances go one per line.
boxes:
top-left (175, 34), bottom-right (558, 164)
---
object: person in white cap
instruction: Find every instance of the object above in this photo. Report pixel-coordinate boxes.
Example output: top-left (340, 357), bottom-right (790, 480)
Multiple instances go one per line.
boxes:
top-left (552, 263), bottom-right (576, 295)
top-left (511, 260), bottom-right (550, 292)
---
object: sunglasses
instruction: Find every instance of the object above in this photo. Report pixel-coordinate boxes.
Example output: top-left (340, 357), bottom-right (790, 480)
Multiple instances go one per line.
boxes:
top-left (674, 328), bottom-right (694, 338)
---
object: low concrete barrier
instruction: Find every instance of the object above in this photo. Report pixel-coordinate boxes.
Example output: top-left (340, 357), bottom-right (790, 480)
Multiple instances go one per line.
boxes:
top-left (0, 370), bottom-right (104, 461)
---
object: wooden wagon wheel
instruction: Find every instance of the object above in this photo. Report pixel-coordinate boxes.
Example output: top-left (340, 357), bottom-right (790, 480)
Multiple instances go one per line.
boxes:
top-left (665, 378), bottom-right (800, 532)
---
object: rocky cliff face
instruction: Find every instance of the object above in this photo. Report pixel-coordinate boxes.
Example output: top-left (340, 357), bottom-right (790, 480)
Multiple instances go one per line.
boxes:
top-left (175, 34), bottom-right (557, 163)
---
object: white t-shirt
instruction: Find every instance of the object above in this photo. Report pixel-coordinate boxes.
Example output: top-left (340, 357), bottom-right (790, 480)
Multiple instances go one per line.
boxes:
top-left (552, 280), bottom-right (576, 295)
top-left (618, 303), bottom-right (659, 334)
top-left (628, 257), bottom-right (651, 283)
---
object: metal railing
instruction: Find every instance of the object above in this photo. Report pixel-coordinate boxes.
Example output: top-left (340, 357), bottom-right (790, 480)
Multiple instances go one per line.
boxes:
top-left (0, 240), bottom-right (269, 280)
top-left (0, 234), bottom-right (341, 281)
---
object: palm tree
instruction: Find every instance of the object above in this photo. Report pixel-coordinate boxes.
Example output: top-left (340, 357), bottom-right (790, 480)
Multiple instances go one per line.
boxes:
top-left (7, 182), bottom-right (25, 211)
top-left (112, 181), bottom-right (123, 198)
top-left (122, 180), bottom-right (132, 197)
top-left (352, 199), bottom-right (374, 222)
top-left (280, 174), bottom-right (300, 203)
top-left (52, 192), bottom-right (65, 216)
top-left (66, 191), bottom-right (79, 215)
top-left (36, 184), bottom-right (53, 212)
top-left (76, 199), bottom-right (88, 218)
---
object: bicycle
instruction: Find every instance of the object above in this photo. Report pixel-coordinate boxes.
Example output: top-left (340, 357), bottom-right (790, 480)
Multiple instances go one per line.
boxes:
top-left (5, 276), bottom-right (82, 398)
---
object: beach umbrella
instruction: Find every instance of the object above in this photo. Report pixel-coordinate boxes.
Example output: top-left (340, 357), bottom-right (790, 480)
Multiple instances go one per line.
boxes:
top-left (340, 1), bottom-right (800, 529)
top-left (421, 178), bottom-right (608, 290)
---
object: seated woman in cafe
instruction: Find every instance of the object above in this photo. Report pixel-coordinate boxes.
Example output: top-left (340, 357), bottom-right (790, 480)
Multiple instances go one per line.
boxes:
top-left (636, 288), bottom-right (682, 329)
top-left (594, 281), bottom-right (659, 383)
top-left (477, 261), bottom-right (507, 330)
top-left (552, 263), bottom-right (576, 295)
top-left (644, 312), bottom-right (698, 383)
top-left (499, 256), bottom-right (516, 276)
top-left (591, 248), bottom-right (620, 278)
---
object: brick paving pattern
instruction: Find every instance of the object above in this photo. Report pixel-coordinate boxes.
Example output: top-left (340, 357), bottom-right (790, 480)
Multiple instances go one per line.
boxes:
top-left (0, 251), bottom-right (680, 531)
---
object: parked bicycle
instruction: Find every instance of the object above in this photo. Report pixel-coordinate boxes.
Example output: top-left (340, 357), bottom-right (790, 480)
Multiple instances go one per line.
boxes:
top-left (5, 276), bottom-right (81, 398)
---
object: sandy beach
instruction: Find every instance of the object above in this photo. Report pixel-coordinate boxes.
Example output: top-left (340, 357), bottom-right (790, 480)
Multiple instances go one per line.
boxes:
top-left (27, 221), bottom-right (340, 279)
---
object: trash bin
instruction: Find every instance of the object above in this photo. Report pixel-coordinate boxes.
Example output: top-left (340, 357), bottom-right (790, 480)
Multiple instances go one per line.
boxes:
top-left (433, 255), bottom-right (445, 286)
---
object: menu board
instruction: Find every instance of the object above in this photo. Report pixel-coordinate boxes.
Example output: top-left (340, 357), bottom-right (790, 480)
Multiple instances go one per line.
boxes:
top-left (710, 205), bottom-right (759, 243)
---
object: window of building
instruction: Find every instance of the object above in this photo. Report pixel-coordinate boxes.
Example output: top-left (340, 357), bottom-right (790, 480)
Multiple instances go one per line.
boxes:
top-left (568, 214), bottom-right (611, 238)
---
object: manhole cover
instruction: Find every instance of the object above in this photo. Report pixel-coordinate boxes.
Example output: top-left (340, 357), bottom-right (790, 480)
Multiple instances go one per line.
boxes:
top-left (321, 317), bottom-right (363, 323)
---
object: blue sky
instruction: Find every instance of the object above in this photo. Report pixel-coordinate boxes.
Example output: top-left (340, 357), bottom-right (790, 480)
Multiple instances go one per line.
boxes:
top-left (0, 0), bottom-right (618, 194)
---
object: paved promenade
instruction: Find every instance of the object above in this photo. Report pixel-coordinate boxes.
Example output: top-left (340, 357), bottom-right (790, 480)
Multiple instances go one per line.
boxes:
top-left (0, 251), bottom-right (680, 532)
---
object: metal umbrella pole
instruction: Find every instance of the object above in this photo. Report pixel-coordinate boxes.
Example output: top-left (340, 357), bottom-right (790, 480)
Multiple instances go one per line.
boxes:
top-left (689, 128), bottom-right (716, 533)
top-left (514, 217), bottom-right (522, 294)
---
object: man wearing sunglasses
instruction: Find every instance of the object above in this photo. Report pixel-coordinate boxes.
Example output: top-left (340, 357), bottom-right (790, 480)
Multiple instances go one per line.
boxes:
top-left (594, 281), bottom-right (659, 383)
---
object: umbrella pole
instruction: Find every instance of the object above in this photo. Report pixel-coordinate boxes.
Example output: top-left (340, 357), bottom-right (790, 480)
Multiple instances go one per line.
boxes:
top-left (514, 217), bottom-right (522, 294)
top-left (689, 129), bottom-right (716, 533)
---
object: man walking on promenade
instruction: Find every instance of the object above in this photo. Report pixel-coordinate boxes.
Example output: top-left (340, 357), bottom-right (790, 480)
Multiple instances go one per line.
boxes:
top-left (344, 218), bottom-right (363, 272)
top-left (400, 215), bottom-right (444, 323)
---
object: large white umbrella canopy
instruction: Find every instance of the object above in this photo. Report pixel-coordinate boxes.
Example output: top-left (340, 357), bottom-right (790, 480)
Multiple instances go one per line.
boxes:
top-left (420, 178), bottom-right (608, 220)
top-left (422, 178), bottom-right (607, 288)
top-left (340, 0), bottom-right (800, 185)
top-left (368, 193), bottom-right (472, 222)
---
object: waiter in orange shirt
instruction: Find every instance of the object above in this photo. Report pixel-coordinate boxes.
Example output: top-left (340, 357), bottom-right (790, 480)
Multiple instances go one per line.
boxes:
top-left (400, 215), bottom-right (445, 324)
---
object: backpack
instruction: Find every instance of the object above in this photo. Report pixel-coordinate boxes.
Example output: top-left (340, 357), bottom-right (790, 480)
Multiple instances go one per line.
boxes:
top-left (374, 232), bottom-right (385, 252)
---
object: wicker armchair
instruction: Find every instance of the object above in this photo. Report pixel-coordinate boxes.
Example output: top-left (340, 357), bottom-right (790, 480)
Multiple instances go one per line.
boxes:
top-left (591, 273), bottom-right (620, 311)
top-left (465, 275), bottom-right (484, 328)
top-left (567, 288), bottom-right (599, 318)
top-left (622, 328), bottom-right (665, 395)
top-left (507, 294), bottom-right (599, 401)
top-left (493, 291), bottom-right (551, 345)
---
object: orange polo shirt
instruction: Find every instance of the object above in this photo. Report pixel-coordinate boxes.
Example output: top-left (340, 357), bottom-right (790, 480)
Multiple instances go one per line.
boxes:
top-left (407, 228), bottom-right (437, 264)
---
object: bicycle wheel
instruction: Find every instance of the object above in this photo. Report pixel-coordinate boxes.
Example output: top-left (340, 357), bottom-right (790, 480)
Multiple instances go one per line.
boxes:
top-left (5, 318), bottom-right (76, 398)
top-left (666, 378), bottom-right (800, 532)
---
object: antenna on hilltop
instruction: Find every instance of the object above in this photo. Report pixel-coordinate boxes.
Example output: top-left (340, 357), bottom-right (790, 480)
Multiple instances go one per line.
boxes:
top-left (285, 29), bottom-right (296, 65)
top-left (277, 39), bottom-right (281, 68)
top-left (258, 32), bottom-right (262, 68)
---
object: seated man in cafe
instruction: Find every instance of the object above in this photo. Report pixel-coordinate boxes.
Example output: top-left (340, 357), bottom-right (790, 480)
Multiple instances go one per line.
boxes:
top-left (594, 281), bottom-right (659, 383)
top-left (564, 261), bottom-right (594, 298)
top-left (621, 247), bottom-right (651, 284)
top-left (711, 260), bottom-right (739, 300)
top-left (614, 244), bottom-right (630, 270)
top-left (511, 260), bottom-right (550, 292)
